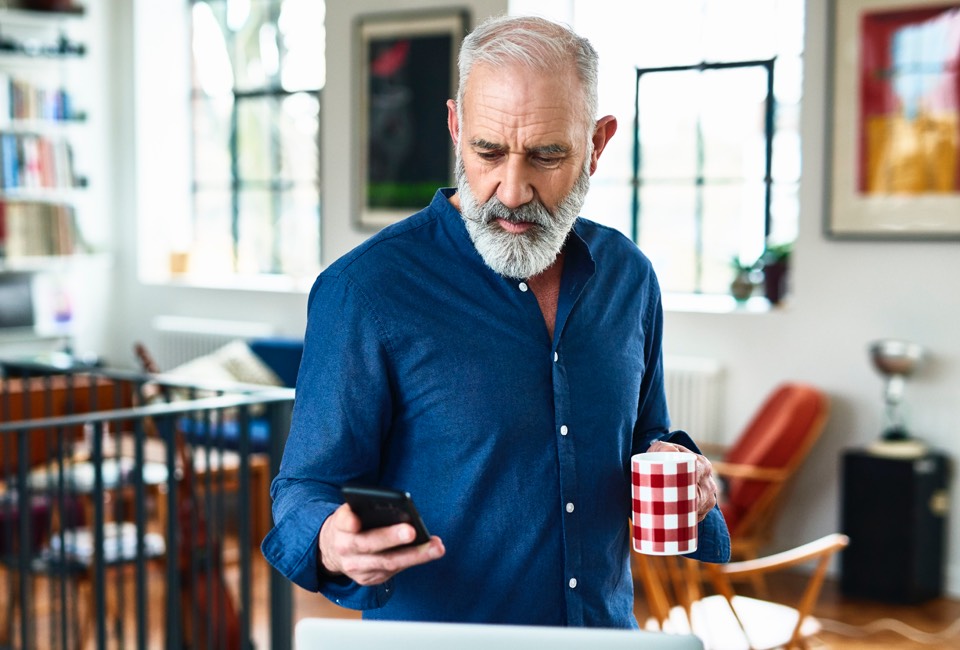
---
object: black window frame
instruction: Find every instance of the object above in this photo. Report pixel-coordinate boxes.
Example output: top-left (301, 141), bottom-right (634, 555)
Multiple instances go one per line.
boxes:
top-left (631, 57), bottom-right (776, 294)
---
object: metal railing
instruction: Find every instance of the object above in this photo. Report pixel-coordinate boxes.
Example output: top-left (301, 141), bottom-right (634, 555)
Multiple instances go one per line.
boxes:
top-left (0, 364), bottom-right (295, 649)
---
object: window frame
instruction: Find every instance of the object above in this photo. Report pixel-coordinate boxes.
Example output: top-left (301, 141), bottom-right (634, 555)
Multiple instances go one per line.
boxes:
top-left (187, 0), bottom-right (322, 278)
top-left (632, 57), bottom-right (776, 296)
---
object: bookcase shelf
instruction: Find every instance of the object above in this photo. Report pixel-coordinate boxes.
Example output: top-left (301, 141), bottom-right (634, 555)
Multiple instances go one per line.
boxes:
top-left (1, 186), bottom-right (83, 198)
top-left (0, 4), bottom-right (93, 348)
top-left (0, 7), bottom-right (85, 25)
top-left (0, 250), bottom-right (106, 272)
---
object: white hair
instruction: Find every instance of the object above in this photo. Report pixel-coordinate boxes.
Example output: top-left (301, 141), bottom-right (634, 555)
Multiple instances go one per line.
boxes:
top-left (456, 15), bottom-right (600, 137)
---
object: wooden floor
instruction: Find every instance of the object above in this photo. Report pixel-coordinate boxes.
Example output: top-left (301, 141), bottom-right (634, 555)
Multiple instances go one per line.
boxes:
top-left (292, 568), bottom-right (960, 650)
top-left (759, 573), bottom-right (960, 649)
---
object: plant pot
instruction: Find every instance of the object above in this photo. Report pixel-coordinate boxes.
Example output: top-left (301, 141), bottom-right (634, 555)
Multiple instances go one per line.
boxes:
top-left (763, 261), bottom-right (788, 305)
top-left (730, 272), bottom-right (754, 302)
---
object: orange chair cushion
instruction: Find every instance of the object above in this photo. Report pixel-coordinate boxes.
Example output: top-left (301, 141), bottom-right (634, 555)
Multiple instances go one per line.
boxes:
top-left (721, 384), bottom-right (826, 533)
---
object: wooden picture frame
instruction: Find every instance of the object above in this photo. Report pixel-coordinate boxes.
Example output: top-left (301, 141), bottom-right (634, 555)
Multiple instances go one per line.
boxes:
top-left (355, 9), bottom-right (470, 230)
top-left (824, 0), bottom-right (960, 239)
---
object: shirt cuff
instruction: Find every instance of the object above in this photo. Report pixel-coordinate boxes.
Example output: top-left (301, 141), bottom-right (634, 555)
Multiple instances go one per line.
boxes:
top-left (664, 429), bottom-right (732, 563)
top-left (685, 506), bottom-right (731, 563)
top-left (260, 499), bottom-right (395, 609)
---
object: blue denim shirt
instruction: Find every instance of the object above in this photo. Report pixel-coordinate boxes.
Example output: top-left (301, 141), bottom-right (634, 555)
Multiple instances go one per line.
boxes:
top-left (261, 189), bottom-right (729, 627)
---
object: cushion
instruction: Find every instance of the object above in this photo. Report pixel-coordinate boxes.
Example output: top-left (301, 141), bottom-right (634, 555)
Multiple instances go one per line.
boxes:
top-left (645, 595), bottom-right (820, 650)
top-left (723, 385), bottom-right (825, 523)
top-left (164, 339), bottom-right (284, 388)
top-left (154, 340), bottom-right (285, 418)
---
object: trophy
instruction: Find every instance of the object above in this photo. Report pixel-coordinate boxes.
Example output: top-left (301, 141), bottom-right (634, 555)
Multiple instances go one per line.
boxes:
top-left (869, 339), bottom-right (924, 443)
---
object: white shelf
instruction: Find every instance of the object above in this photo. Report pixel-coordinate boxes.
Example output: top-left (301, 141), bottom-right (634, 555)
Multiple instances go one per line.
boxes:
top-left (0, 328), bottom-right (69, 359)
top-left (0, 52), bottom-right (84, 66)
top-left (0, 117), bottom-right (86, 132)
top-left (0, 7), bottom-right (87, 68)
top-left (0, 186), bottom-right (86, 201)
top-left (0, 8), bottom-right (85, 28)
top-left (0, 252), bottom-right (108, 272)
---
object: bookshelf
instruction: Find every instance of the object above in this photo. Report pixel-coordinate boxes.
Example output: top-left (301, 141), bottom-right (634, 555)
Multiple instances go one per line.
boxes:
top-left (0, 3), bottom-right (92, 349)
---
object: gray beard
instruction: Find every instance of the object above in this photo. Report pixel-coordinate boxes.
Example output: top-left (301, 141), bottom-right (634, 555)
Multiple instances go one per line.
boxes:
top-left (456, 155), bottom-right (591, 279)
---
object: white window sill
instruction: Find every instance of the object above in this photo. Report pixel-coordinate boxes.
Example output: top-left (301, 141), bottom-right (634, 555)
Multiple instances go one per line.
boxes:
top-left (662, 293), bottom-right (780, 314)
top-left (139, 272), bottom-right (316, 294)
top-left (139, 278), bottom-right (785, 313)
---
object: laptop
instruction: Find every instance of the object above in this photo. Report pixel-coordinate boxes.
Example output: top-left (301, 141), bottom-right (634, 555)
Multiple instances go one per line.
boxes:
top-left (295, 618), bottom-right (703, 649)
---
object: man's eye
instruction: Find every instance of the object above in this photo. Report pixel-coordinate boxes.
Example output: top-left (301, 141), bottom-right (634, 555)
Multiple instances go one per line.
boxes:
top-left (476, 151), bottom-right (501, 161)
top-left (534, 156), bottom-right (562, 167)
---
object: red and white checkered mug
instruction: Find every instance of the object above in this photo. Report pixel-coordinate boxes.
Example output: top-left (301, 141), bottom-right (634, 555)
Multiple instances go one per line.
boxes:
top-left (631, 451), bottom-right (698, 555)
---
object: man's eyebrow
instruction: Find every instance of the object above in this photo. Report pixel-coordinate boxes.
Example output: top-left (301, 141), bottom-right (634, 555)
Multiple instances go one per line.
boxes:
top-left (469, 138), bottom-right (506, 151)
top-left (526, 143), bottom-right (570, 156)
top-left (468, 139), bottom-right (571, 156)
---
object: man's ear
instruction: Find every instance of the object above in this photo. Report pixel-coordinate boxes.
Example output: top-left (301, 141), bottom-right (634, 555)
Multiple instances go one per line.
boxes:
top-left (447, 99), bottom-right (459, 145)
top-left (589, 115), bottom-right (618, 175)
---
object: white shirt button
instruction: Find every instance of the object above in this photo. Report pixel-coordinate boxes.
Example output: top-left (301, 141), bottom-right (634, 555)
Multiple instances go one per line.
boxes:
top-left (518, 282), bottom-right (528, 292)
top-left (560, 425), bottom-right (569, 436)
top-left (553, 352), bottom-right (559, 362)
top-left (569, 578), bottom-right (578, 589)
top-left (566, 502), bottom-right (575, 513)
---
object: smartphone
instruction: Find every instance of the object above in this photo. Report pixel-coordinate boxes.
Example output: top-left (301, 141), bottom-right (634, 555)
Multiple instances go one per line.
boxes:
top-left (340, 484), bottom-right (431, 546)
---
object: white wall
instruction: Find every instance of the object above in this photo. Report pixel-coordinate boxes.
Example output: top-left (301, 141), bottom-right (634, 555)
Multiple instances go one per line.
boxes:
top-left (101, 0), bottom-right (958, 595)
top-left (666, 0), bottom-right (960, 594)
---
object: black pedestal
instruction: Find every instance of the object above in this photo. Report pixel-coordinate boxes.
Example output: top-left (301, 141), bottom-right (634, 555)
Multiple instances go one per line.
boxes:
top-left (840, 448), bottom-right (950, 603)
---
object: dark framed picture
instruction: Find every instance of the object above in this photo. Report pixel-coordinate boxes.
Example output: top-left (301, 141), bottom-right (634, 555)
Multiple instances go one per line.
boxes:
top-left (355, 9), bottom-right (470, 230)
top-left (825, 0), bottom-right (960, 239)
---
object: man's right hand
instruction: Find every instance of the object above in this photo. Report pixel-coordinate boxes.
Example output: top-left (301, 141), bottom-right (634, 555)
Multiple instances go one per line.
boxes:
top-left (318, 503), bottom-right (445, 586)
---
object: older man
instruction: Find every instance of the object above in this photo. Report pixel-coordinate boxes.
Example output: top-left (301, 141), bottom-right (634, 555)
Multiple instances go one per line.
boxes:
top-left (262, 14), bottom-right (729, 627)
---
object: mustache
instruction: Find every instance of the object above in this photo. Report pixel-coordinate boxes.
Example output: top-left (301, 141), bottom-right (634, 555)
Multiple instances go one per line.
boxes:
top-left (467, 195), bottom-right (553, 228)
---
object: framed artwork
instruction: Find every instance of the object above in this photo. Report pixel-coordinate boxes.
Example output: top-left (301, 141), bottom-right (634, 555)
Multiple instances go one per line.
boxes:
top-left (355, 9), bottom-right (470, 230)
top-left (825, 0), bottom-right (960, 239)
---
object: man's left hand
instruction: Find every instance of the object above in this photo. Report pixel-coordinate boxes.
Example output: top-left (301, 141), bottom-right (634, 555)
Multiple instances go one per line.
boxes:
top-left (647, 440), bottom-right (719, 522)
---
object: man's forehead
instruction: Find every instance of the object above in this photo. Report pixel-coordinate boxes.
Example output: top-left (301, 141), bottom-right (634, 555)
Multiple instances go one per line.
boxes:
top-left (463, 60), bottom-right (580, 104)
top-left (460, 63), bottom-right (585, 145)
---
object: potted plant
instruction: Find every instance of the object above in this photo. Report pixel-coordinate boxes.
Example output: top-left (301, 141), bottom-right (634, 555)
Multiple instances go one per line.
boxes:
top-left (729, 256), bottom-right (759, 301)
top-left (759, 242), bottom-right (792, 305)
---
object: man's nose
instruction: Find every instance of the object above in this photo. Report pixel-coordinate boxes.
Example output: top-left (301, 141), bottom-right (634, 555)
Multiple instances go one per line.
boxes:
top-left (496, 156), bottom-right (534, 209)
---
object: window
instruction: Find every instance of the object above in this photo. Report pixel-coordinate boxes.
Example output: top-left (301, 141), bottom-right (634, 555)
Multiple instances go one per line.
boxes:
top-left (633, 58), bottom-right (775, 295)
top-left (184, 0), bottom-right (324, 283)
top-left (565, 0), bottom-right (804, 301)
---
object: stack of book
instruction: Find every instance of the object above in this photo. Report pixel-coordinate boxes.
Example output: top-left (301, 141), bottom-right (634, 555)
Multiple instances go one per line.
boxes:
top-left (0, 72), bottom-right (84, 123)
top-left (0, 200), bottom-right (78, 258)
top-left (0, 131), bottom-right (79, 189)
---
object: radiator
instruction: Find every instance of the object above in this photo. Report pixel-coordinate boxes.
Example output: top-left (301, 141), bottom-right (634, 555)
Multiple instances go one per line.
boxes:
top-left (149, 315), bottom-right (277, 370)
top-left (663, 356), bottom-right (724, 446)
